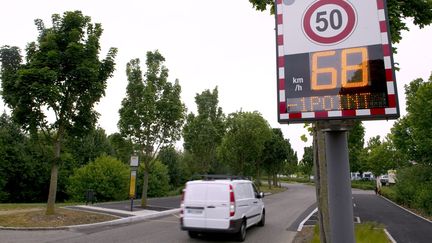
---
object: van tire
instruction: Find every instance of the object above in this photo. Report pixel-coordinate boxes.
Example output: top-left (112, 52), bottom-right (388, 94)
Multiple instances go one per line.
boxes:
top-left (236, 220), bottom-right (247, 242)
top-left (188, 231), bottom-right (198, 238)
top-left (258, 211), bottom-right (265, 227)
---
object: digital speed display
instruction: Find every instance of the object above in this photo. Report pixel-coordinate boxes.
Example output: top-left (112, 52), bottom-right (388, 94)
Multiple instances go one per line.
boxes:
top-left (284, 45), bottom-right (387, 113)
top-left (275, 0), bottom-right (399, 123)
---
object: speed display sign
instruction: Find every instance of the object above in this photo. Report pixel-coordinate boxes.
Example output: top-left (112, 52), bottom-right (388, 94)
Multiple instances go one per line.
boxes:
top-left (276, 0), bottom-right (399, 123)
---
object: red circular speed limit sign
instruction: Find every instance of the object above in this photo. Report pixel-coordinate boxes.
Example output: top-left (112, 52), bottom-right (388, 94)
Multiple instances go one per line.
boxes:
top-left (302, 0), bottom-right (357, 45)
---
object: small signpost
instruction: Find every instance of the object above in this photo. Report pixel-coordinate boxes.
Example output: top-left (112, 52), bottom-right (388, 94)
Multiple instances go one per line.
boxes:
top-left (275, 0), bottom-right (399, 242)
top-left (129, 155), bottom-right (139, 211)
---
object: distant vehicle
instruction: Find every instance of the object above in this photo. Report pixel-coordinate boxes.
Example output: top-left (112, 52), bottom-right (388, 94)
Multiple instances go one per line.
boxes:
top-left (180, 175), bottom-right (265, 242)
top-left (380, 175), bottom-right (389, 185)
top-left (351, 172), bottom-right (374, 181)
top-left (388, 170), bottom-right (397, 184)
top-left (362, 172), bottom-right (374, 181)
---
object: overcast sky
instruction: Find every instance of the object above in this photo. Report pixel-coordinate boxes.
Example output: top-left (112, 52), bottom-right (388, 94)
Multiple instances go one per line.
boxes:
top-left (1, 0), bottom-right (431, 159)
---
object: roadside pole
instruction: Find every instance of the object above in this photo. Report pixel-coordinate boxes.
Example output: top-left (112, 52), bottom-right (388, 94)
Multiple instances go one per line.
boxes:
top-left (275, 1), bottom-right (399, 242)
top-left (323, 122), bottom-right (355, 243)
top-left (129, 155), bottom-right (139, 212)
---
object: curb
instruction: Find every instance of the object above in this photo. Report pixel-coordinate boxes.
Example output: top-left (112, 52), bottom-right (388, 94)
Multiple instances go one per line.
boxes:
top-left (0, 208), bottom-right (181, 231)
top-left (297, 207), bottom-right (318, 232)
top-left (384, 229), bottom-right (397, 243)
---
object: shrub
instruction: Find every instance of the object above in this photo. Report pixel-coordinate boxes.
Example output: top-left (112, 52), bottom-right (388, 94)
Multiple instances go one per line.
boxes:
top-left (67, 155), bottom-right (129, 202)
top-left (394, 165), bottom-right (432, 215)
top-left (137, 160), bottom-right (170, 198)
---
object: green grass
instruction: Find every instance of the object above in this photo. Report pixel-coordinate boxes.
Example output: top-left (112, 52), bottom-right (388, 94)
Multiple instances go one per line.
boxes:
top-left (258, 183), bottom-right (287, 194)
top-left (0, 202), bottom-right (81, 211)
top-left (280, 176), bottom-right (314, 184)
top-left (311, 222), bottom-right (390, 243)
top-left (351, 180), bottom-right (375, 190)
top-left (380, 186), bottom-right (397, 201)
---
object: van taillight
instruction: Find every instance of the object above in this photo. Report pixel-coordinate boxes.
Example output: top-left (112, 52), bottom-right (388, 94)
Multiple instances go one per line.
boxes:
top-left (229, 185), bottom-right (235, 217)
top-left (180, 188), bottom-right (185, 216)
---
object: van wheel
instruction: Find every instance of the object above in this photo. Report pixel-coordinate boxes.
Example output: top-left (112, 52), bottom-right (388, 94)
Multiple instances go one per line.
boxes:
top-left (188, 231), bottom-right (198, 238)
top-left (236, 220), bottom-right (247, 242)
top-left (258, 211), bottom-right (265, 227)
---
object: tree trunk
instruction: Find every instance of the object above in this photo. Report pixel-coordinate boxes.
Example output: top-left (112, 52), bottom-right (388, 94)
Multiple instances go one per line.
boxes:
top-left (267, 175), bottom-right (272, 189)
top-left (141, 167), bottom-right (149, 207)
top-left (46, 132), bottom-right (62, 215)
top-left (272, 173), bottom-right (278, 187)
top-left (315, 122), bottom-right (331, 243)
top-left (255, 163), bottom-right (261, 186)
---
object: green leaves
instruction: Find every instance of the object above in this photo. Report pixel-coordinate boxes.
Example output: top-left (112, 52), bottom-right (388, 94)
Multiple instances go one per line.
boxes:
top-left (218, 111), bottom-right (272, 176)
top-left (182, 87), bottom-right (226, 173)
top-left (118, 50), bottom-right (185, 164)
top-left (67, 155), bottom-right (129, 202)
top-left (0, 11), bottom-right (117, 136)
top-left (394, 74), bottom-right (432, 165)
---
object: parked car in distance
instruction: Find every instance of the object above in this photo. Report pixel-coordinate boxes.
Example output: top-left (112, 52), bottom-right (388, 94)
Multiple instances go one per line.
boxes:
top-left (380, 175), bottom-right (389, 185)
top-left (180, 175), bottom-right (265, 242)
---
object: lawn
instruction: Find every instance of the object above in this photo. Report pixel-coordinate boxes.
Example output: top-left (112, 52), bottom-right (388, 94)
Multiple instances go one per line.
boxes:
top-left (0, 204), bottom-right (118, 228)
top-left (308, 222), bottom-right (390, 243)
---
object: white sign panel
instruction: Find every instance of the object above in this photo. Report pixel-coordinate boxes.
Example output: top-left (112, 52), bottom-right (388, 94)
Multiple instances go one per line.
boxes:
top-left (281, 0), bottom-right (382, 54)
top-left (276, 0), bottom-right (399, 123)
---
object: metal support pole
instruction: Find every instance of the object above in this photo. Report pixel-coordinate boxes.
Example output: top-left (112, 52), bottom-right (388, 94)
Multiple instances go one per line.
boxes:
top-left (325, 130), bottom-right (355, 243)
top-left (130, 198), bottom-right (134, 212)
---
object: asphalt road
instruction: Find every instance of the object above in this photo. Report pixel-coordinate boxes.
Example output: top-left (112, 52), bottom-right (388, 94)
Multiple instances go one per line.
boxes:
top-left (0, 184), bottom-right (316, 243)
top-left (352, 190), bottom-right (432, 243)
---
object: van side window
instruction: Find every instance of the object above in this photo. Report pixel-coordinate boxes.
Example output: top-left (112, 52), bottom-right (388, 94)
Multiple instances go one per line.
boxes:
top-left (252, 184), bottom-right (259, 198)
top-left (244, 183), bottom-right (254, 199)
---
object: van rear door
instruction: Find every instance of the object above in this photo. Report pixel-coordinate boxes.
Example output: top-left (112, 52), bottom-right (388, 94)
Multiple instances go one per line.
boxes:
top-left (205, 183), bottom-right (230, 229)
top-left (183, 183), bottom-right (207, 228)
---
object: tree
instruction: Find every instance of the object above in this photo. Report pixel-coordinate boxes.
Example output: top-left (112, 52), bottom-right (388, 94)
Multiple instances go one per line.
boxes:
top-left (64, 127), bottom-right (114, 167)
top-left (158, 146), bottom-right (182, 188)
top-left (262, 128), bottom-right (296, 187)
top-left (391, 75), bottom-right (432, 165)
top-left (0, 11), bottom-right (117, 214)
top-left (348, 121), bottom-right (366, 174)
top-left (300, 146), bottom-right (314, 180)
top-left (248, 0), bottom-right (432, 44)
top-left (137, 160), bottom-right (171, 198)
top-left (183, 87), bottom-right (226, 173)
top-left (118, 51), bottom-right (185, 207)
top-left (218, 111), bottom-right (272, 179)
top-left (108, 133), bottom-right (134, 164)
top-left (363, 136), bottom-right (405, 176)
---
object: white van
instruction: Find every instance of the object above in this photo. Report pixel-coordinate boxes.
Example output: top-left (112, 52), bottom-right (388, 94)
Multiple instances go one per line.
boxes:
top-left (180, 176), bottom-right (265, 241)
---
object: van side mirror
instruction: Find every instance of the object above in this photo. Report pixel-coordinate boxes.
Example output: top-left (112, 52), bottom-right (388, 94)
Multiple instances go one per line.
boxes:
top-left (259, 192), bottom-right (265, 198)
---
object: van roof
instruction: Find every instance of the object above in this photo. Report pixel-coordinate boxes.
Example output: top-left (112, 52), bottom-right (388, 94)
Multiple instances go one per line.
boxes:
top-left (186, 179), bottom-right (251, 185)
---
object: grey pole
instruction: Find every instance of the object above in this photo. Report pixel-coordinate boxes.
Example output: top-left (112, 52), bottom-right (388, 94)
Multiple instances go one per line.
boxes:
top-left (325, 129), bottom-right (355, 243)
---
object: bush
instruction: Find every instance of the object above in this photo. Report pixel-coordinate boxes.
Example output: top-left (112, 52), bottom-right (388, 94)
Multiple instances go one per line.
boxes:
top-left (394, 165), bottom-right (432, 215)
top-left (67, 155), bottom-right (129, 202)
top-left (137, 160), bottom-right (170, 198)
top-left (351, 180), bottom-right (375, 190)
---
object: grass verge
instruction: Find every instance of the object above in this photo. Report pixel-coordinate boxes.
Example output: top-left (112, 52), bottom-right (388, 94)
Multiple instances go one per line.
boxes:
top-left (0, 205), bottom-right (117, 228)
top-left (258, 183), bottom-right (287, 194)
top-left (294, 222), bottom-right (390, 243)
top-left (351, 180), bottom-right (375, 190)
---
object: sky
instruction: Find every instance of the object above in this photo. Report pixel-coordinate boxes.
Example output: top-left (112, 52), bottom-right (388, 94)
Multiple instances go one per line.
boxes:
top-left (1, 0), bottom-right (431, 159)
